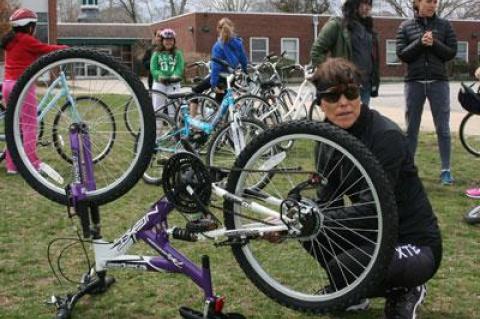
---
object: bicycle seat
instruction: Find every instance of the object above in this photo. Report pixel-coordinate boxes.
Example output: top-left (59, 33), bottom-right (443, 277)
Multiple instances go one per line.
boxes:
top-left (166, 87), bottom-right (194, 99)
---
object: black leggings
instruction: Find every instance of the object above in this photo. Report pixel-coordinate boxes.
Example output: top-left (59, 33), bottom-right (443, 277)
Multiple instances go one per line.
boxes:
top-left (302, 240), bottom-right (441, 297)
top-left (191, 76), bottom-right (225, 104)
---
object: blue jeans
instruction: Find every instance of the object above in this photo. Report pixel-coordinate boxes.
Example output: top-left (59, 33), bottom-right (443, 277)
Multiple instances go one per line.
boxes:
top-left (405, 81), bottom-right (451, 170)
top-left (360, 84), bottom-right (371, 107)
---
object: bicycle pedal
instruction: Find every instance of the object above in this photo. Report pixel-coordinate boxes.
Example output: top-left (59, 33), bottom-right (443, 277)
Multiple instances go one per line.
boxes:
top-left (186, 218), bottom-right (218, 233)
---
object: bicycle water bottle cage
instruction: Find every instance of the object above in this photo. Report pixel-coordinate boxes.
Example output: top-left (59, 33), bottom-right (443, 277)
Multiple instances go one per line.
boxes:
top-left (162, 152), bottom-right (212, 214)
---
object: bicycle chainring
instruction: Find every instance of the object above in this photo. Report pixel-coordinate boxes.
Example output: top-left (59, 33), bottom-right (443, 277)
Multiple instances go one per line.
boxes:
top-left (162, 152), bottom-right (211, 214)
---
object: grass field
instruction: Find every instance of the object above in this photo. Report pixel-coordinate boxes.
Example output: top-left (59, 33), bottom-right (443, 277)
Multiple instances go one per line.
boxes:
top-left (0, 132), bottom-right (479, 319)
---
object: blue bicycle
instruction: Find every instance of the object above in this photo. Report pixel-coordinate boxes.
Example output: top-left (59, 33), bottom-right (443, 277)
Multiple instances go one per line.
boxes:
top-left (143, 58), bottom-right (266, 185)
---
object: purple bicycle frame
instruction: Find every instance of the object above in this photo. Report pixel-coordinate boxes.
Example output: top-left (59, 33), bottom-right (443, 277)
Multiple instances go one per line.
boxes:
top-left (127, 198), bottom-right (215, 301)
top-left (68, 123), bottom-right (97, 202)
top-left (69, 123), bottom-right (217, 306)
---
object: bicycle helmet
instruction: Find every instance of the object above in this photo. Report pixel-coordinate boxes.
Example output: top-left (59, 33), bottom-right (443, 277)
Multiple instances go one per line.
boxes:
top-left (9, 8), bottom-right (38, 27)
top-left (160, 28), bottom-right (176, 39)
top-left (458, 82), bottom-right (480, 115)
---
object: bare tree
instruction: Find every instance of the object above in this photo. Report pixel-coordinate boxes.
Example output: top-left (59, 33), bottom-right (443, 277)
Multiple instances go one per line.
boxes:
top-left (113, 0), bottom-right (141, 22)
top-left (57, 0), bottom-right (80, 22)
top-left (269, 0), bottom-right (331, 14)
top-left (381, 0), bottom-right (480, 19)
top-left (203, 0), bottom-right (252, 11)
top-left (168, 0), bottom-right (188, 16)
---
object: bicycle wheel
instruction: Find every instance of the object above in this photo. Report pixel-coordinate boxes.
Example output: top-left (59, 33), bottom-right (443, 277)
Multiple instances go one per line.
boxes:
top-left (5, 48), bottom-right (155, 205)
top-left (459, 113), bottom-right (480, 157)
top-left (143, 113), bottom-right (176, 185)
top-left (174, 93), bottom-right (219, 127)
top-left (278, 88), bottom-right (308, 121)
top-left (52, 96), bottom-right (116, 164)
top-left (206, 118), bottom-right (266, 170)
top-left (308, 98), bottom-right (324, 122)
top-left (235, 94), bottom-right (281, 128)
top-left (224, 121), bottom-right (397, 313)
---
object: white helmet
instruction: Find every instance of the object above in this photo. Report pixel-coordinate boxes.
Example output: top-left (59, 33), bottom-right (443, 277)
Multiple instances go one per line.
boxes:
top-left (9, 8), bottom-right (38, 27)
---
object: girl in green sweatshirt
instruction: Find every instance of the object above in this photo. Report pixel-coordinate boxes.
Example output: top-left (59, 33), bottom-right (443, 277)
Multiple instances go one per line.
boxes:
top-left (150, 28), bottom-right (185, 118)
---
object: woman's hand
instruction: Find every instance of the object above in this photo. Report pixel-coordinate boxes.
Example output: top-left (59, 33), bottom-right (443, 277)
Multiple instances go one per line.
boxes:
top-left (421, 31), bottom-right (433, 46)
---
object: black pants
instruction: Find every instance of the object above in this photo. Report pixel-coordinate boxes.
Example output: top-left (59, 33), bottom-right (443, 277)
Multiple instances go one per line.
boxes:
top-left (302, 240), bottom-right (441, 297)
top-left (191, 76), bottom-right (225, 104)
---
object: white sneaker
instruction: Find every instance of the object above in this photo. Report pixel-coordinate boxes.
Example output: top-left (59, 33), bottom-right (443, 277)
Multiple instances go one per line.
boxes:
top-left (38, 162), bottom-right (64, 184)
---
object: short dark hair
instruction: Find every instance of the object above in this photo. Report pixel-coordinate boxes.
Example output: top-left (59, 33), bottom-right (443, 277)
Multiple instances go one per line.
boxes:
top-left (312, 58), bottom-right (362, 93)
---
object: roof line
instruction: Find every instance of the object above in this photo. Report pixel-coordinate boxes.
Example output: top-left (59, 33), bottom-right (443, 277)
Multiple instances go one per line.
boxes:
top-left (58, 37), bottom-right (150, 39)
top-left (150, 10), bottom-right (480, 23)
top-left (58, 22), bottom-right (151, 26)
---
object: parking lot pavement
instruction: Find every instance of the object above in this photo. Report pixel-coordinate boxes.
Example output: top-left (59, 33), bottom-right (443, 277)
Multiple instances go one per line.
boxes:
top-left (288, 81), bottom-right (470, 133)
top-left (373, 81), bottom-right (468, 133)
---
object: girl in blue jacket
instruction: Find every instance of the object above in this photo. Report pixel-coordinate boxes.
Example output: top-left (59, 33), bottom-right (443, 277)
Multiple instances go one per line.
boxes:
top-left (190, 17), bottom-right (248, 117)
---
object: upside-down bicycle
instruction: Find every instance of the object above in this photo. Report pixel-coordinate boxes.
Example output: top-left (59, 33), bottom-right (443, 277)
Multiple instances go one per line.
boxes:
top-left (6, 48), bottom-right (398, 318)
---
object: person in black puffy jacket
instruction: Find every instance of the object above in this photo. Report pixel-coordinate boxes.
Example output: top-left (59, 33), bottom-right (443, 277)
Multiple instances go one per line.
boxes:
top-left (308, 58), bottom-right (442, 319)
top-left (395, 0), bottom-right (457, 185)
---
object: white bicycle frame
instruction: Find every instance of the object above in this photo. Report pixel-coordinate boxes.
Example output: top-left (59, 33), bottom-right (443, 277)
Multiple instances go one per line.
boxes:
top-left (92, 182), bottom-right (295, 274)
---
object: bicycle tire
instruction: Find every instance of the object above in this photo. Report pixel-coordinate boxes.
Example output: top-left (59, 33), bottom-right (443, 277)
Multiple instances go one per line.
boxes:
top-left (174, 93), bottom-right (219, 127)
top-left (206, 118), bottom-right (266, 173)
top-left (143, 113), bottom-right (176, 185)
top-left (5, 48), bottom-right (155, 205)
top-left (235, 94), bottom-right (281, 127)
top-left (459, 112), bottom-right (480, 157)
top-left (307, 98), bottom-right (324, 122)
top-left (52, 96), bottom-right (116, 164)
top-left (278, 88), bottom-right (306, 121)
top-left (224, 121), bottom-right (397, 313)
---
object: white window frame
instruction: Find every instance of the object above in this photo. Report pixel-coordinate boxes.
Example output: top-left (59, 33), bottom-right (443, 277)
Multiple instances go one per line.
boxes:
top-left (386, 39), bottom-right (401, 65)
top-left (456, 41), bottom-right (469, 63)
top-left (249, 37), bottom-right (269, 64)
top-left (280, 38), bottom-right (300, 64)
top-left (75, 47), bottom-right (112, 78)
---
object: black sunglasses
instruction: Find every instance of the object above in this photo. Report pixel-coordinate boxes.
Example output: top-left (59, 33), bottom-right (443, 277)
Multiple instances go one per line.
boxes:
top-left (318, 84), bottom-right (361, 103)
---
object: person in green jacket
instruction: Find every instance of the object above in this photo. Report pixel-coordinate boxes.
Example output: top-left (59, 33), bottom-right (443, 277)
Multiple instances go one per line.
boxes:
top-left (150, 28), bottom-right (185, 118)
top-left (311, 0), bottom-right (379, 107)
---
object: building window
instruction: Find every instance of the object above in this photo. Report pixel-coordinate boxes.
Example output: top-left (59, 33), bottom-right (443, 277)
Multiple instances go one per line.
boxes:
top-left (74, 47), bottom-right (113, 77)
top-left (250, 37), bottom-right (269, 64)
top-left (456, 41), bottom-right (468, 62)
top-left (386, 40), bottom-right (400, 65)
top-left (477, 42), bottom-right (480, 62)
top-left (281, 38), bottom-right (299, 64)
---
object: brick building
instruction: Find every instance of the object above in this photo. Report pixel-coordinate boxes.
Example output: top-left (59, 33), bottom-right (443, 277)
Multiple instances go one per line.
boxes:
top-left (3, 5), bottom-right (480, 80)
top-left (147, 12), bottom-right (480, 80)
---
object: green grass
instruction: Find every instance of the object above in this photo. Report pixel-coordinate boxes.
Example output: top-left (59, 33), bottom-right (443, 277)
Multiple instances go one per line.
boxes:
top-left (0, 132), bottom-right (479, 319)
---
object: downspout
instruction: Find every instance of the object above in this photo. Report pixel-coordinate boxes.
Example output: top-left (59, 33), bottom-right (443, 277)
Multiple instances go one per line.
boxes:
top-left (312, 14), bottom-right (319, 42)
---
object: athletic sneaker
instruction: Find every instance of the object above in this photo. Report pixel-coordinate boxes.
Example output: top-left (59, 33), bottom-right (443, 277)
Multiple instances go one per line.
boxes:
top-left (440, 170), bottom-right (454, 185)
top-left (465, 187), bottom-right (480, 199)
top-left (384, 285), bottom-right (427, 319)
top-left (346, 298), bottom-right (370, 312)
